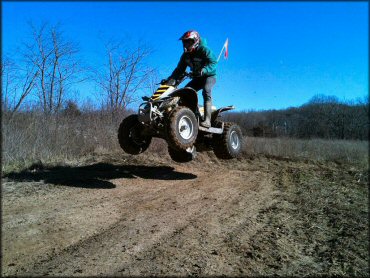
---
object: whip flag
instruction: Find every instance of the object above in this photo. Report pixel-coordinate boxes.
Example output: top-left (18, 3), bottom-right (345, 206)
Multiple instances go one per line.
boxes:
top-left (217, 38), bottom-right (229, 62)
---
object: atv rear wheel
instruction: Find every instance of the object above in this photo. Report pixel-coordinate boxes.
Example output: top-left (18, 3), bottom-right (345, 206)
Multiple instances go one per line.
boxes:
top-left (168, 145), bottom-right (197, 163)
top-left (212, 122), bottom-right (243, 159)
top-left (118, 114), bottom-right (152, 155)
top-left (166, 106), bottom-right (198, 151)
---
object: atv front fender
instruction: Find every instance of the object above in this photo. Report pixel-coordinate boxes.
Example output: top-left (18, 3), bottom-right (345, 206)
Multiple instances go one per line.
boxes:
top-left (169, 87), bottom-right (198, 113)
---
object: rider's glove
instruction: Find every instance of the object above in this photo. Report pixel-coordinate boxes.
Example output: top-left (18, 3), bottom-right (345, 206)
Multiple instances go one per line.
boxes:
top-left (160, 79), bottom-right (168, 85)
top-left (167, 78), bottom-right (176, 86)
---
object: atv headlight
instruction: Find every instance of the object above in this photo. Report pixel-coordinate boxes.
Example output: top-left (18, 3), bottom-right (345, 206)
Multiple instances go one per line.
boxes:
top-left (138, 102), bottom-right (152, 123)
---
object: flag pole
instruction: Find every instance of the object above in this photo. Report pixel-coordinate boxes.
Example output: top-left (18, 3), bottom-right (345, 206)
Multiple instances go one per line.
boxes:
top-left (217, 45), bottom-right (225, 62)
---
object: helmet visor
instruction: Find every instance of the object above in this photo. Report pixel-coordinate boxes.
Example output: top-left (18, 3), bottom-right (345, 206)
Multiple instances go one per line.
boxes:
top-left (182, 39), bottom-right (195, 51)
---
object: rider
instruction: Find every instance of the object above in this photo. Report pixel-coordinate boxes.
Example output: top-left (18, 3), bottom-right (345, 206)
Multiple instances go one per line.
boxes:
top-left (165, 30), bottom-right (218, 128)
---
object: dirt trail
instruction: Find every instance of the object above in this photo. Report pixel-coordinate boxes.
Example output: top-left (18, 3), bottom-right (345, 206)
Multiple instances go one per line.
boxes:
top-left (2, 152), bottom-right (368, 276)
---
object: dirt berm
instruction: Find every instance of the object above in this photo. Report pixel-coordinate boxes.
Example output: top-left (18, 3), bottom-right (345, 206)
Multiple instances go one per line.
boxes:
top-left (2, 152), bottom-right (368, 276)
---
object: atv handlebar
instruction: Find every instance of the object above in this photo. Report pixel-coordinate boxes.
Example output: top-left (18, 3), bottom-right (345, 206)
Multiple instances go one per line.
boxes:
top-left (158, 72), bottom-right (192, 86)
top-left (178, 72), bottom-right (192, 84)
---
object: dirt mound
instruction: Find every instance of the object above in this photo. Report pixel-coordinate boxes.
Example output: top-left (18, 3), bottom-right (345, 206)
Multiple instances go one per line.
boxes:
top-left (2, 153), bottom-right (368, 276)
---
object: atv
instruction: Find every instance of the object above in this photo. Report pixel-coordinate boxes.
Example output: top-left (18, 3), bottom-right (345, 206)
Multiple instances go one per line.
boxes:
top-left (118, 72), bottom-right (243, 163)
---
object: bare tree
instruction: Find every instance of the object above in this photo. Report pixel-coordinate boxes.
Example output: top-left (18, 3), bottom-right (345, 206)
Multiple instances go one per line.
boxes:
top-left (23, 22), bottom-right (81, 114)
top-left (1, 56), bottom-right (39, 114)
top-left (95, 39), bottom-right (154, 112)
top-left (1, 57), bottom-right (16, 111)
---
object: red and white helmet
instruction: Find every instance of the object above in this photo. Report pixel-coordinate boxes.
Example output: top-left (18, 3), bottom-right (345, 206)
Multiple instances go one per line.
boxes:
top-left (179, 30), bottom-right (200, 52)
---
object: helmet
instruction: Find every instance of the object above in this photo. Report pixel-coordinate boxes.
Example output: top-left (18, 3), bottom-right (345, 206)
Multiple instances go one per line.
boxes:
top-left (179, 30), bottom-right (200, 52)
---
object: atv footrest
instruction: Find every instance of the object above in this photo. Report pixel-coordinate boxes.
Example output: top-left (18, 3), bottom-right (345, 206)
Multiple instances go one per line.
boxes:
top-left (199, 123), bottom-right (224, 134)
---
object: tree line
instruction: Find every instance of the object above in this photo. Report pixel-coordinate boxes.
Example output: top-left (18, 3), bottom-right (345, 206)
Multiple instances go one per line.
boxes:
top-left (223, 95), bottom-right (369, 140)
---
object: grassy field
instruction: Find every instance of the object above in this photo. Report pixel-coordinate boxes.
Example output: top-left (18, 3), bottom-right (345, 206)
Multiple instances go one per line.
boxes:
top-left (2, 112), bottom-right (368, 173)
top-left (243, 137), bottom-right (368, 167)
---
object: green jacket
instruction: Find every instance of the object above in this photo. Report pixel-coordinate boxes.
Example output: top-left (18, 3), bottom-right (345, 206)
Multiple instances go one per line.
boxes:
top-left (169, 37), bottom-right (217, 80)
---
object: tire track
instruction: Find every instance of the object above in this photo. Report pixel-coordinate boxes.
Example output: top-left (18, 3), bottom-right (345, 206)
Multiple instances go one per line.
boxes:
top-left (3, 155), bottom-right (278, 276)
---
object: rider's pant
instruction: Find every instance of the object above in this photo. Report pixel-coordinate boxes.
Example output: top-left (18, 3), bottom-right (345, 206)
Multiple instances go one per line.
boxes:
top-left (185, 76), bottom-right (216, 103)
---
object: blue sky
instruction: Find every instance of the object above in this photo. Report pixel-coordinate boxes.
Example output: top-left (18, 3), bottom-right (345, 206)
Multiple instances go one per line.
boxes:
top-left (2, 1), bottom-right (369, 111)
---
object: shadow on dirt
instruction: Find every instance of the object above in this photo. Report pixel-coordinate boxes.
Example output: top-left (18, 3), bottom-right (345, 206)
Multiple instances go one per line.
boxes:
top-left (4, 162), bottom-right (197, 189)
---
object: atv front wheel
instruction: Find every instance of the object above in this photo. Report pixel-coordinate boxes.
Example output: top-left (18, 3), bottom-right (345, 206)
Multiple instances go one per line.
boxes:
top-left (212, 122), bottom-right (243, 159)
top-left (168, 145), bottom-right (197, 163)
top-left (166, 106), bottom-right (198, 150)
top-left (118, 114), bottom-right (152, 155)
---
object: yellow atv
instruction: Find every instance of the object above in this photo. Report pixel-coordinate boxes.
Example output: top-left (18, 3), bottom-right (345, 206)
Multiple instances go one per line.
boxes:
top-left (118, 72), bottom-right (243, 162)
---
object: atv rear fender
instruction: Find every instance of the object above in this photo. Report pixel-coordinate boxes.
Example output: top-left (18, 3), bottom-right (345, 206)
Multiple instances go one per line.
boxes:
top-left (211, 105), bottom-right (235, 122)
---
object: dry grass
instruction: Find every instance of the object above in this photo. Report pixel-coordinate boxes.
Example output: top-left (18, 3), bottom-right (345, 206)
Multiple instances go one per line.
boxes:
top-left (2, 113), bottom-right (368, 173)
top-left (2, 112), bottom-right (125, 173)
top-left (243, 137), bottom-right (368, 168)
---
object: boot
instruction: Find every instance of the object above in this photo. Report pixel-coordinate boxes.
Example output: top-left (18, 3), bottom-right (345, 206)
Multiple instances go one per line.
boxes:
top-left (200, 100), bottom-right (212, 128)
